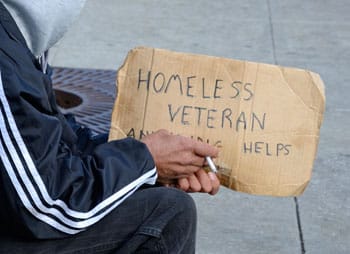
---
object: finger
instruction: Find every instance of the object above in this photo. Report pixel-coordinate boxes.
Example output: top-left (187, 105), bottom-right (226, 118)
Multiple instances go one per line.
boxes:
top-left (179, 154), bottom-right (206, 167)
top-left (192, 140), bottom-right (219, 158)
top-left (173, 164), bottom-right (202, 177)
top-left (187, 174), bottom-right (201, 192)
top-left (208, 172), bottom-right (220, 195)
top-left (157, 164), bottom-right (200, 180)
top-left (177, 178), bottom-right (190, 192)
top-left (195, 169), bottom-right (213, 193)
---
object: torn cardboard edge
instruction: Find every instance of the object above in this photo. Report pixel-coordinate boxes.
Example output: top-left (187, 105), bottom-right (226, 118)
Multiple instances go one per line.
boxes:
top-left (109, 46), bottom-right (326, 197)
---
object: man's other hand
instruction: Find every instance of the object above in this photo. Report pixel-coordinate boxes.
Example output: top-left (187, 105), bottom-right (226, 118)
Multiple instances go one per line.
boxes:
top-left (142, 129), bottom-right (220, 194)
top-left (176, 170), bottom-right (220, 195)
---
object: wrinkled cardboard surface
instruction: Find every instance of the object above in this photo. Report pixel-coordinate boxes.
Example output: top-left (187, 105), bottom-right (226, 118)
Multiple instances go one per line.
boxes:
top-left (109, 47), bottom-right (325, 197)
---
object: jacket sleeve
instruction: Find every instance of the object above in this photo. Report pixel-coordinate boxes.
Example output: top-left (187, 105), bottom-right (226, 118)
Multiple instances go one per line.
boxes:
top-left (0, 50), bottom-right (157, 239)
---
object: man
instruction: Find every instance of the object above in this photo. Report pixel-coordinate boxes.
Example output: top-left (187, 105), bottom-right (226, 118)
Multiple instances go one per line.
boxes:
top-left (0, 1), bottom-right (220, 253)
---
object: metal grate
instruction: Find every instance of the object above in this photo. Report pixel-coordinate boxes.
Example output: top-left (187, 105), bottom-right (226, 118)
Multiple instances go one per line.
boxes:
top-left (52, 67), bottom-right (117, 134)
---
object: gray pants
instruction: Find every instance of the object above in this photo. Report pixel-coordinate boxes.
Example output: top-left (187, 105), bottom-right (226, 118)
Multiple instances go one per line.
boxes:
top-left (0, 187), bottom-right (197, 254)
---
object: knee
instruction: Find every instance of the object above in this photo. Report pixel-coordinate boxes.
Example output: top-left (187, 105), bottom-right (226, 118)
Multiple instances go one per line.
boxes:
top-left (179, 190), bottom-right (196, 223)
top-left (147, 187), bottom-right (197, 228)
top-left (179, 190), bottom-right (197, 222)
top-left (162, 187), bottom-right (197, 220)
top-left (158, 188), bottom-right (197, 252)
top-left (133, 187), bottom-right (197, 252)
top-left (160, 187), bottom-right (197, 239)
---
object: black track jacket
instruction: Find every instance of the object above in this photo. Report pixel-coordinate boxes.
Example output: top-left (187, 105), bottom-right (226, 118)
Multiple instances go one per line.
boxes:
top-left (0, 3), bottom-right (157, 239)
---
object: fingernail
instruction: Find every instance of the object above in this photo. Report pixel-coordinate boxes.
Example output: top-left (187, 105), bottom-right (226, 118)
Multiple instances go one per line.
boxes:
top-left (208, 172), bottom-right (217, 181)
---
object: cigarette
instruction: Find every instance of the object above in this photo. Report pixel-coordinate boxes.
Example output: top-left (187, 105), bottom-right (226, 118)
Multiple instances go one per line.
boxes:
top-left (205, 156), bottom-right (217, 174)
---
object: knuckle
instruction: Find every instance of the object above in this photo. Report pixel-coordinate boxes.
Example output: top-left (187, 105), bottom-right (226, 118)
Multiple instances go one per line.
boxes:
top-left (191, 186), bottom-right (201, 192)
top-left (180, 185), bottom-right (189, 192)
top-left (180, 154), bottom-right (194, 166)
top-left (202, 183), bottom-right (212, 193)
top-left (178, 179), bottom-right (189, 191)
top-left (191, 182), bottom-right (201, 192)
top-left (179, 137), bottom-right (193, 150)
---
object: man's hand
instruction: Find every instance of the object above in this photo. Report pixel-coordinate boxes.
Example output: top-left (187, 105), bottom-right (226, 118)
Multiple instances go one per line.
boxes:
top-left (142, 129), bottom-right (220, 194)
top-left (176, 170), bottom-right (220, 195)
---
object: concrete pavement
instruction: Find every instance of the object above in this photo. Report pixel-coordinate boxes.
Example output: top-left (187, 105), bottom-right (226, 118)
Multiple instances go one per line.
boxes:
top-left (50, 1), bottom-right (350, 253)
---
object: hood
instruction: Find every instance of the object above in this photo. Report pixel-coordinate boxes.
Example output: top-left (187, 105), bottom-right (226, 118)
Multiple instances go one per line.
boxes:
top-left (1, 0), bottom-right (86, 57)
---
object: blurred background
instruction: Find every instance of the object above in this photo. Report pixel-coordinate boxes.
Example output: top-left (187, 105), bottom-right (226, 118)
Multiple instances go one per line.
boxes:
top-left (50, 1), bottom-right (350, 253)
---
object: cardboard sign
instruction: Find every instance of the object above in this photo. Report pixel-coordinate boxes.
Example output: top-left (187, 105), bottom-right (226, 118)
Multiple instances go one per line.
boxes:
top-left (109, 47), bottom-right (325, 197)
